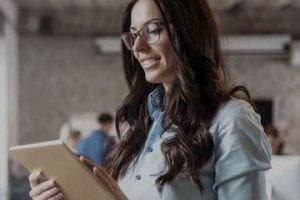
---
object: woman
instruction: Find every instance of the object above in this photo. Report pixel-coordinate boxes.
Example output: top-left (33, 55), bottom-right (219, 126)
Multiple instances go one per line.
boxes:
top-left (28, 0), bottom-right (271, 199)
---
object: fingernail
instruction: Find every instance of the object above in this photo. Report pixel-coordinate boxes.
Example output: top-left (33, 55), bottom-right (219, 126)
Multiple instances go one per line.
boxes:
top-left (37, 168), bottom-right (43, 174)
top-left (58, 192), bottom-right (63, 199)
top-left (49, 179), bottom-right (55, 186)
top-left (34, 170), bottom-right (41, 176)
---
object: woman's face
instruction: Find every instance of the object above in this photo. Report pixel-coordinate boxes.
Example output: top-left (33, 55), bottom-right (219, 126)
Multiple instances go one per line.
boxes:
top-left (130, 0), bottom-right (176, 91)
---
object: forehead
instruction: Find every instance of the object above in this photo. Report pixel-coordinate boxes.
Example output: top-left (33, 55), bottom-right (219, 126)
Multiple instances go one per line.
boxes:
top-left (130, 0), bottom-right (162, 29)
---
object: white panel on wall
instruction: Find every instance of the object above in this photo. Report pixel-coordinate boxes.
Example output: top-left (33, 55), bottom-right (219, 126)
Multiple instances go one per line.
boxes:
top-left (222, 35), bottom-right (291, 54)
top-left (291, 41), bottom-right (300, 68)
top-left (1, 1), bottom-right (18, 199)
top-left (94, 36), bottom-right (121, 55)
top-left (0, 36), bottom-right (8, 200)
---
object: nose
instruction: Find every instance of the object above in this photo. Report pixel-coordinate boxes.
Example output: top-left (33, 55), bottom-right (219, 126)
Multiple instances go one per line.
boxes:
top-left (132, 35), bottom-right (149, 52)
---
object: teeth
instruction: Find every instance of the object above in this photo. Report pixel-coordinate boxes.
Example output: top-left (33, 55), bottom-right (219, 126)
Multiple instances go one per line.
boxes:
top-left (141, 59), bottom-right (159, 68)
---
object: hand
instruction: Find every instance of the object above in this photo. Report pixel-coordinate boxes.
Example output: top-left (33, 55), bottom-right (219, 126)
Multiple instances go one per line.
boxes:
top-left (79, 156), bottom-right (128, 200)
top-left (28, 170), bottom-right (63, 200)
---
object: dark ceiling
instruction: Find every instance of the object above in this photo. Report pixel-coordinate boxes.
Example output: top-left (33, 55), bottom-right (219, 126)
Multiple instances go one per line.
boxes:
top-left (11, 0), bottom-right (300, 38)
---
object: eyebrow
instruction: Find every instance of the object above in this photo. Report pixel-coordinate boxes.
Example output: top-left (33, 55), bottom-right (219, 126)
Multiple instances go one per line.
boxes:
top-left (130, 18), bottom-right (162, 32)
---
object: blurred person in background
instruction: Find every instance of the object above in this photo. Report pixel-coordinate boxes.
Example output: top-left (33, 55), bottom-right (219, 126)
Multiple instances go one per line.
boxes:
top-left (75, 113), bottom-right (115, 165)
top-left (265, 125), bottom-right (285, 155)
top-left (66, 129), bottom-right (81, 152)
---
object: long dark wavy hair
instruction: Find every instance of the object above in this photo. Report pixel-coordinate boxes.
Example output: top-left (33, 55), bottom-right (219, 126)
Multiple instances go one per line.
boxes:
top-left (105, 0), bottom-right (252, 192)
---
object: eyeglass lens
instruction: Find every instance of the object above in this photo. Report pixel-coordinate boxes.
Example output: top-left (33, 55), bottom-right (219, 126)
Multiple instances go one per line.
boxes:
top-left (122, 21), bottom-right (162, 50)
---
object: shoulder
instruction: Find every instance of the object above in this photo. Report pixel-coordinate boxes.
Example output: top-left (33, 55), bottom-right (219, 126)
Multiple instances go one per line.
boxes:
top-left (211, 98), bottom-right (261, 135)
top-left (210, 98), bottom-right (266, 143)
top-left (216, 98), bottom-right (257, 122)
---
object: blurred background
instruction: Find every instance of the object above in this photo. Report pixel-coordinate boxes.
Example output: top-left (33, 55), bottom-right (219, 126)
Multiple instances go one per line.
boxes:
top-left (1, 0), bottom-right (300, 199)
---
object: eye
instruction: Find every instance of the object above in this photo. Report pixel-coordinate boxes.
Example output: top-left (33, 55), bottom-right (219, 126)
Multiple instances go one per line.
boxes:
top-left (146, 23), bottom-right (161, 34)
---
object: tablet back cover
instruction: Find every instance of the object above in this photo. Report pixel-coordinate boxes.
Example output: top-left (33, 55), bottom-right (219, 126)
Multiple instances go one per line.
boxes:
top-left (9, 140), bottom-right (117, 200)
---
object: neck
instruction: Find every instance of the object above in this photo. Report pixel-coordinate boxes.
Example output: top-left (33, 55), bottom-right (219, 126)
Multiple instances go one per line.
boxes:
top-left (163, 82), bottom-right (171, 93)
top-left (161, 84), bottom-right (170, 108)
top-left (99, 126), bottom-right (108, 133)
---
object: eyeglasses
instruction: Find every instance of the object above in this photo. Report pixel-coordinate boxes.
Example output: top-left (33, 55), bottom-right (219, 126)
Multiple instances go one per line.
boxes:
top-left (121, 19), bottom-right (164, 51)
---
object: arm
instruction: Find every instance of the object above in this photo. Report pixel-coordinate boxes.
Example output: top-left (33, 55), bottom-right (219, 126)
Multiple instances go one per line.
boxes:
top-left (217, 171), bottom-right (268, 200)
top-left (213, 100), bottom-right (271, 200)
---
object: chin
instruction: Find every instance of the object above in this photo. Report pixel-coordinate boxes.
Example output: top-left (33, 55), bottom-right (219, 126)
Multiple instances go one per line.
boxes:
top-left (145, 77), bottom-right (161, 84)
top-left (145, 74), bottom-right (162, 84)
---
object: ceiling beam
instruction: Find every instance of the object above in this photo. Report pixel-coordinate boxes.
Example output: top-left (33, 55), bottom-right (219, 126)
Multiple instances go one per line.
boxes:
top-left (18, 7), bottom-right (123, 36)
top-left (14, 1), bottom-right (300, 38)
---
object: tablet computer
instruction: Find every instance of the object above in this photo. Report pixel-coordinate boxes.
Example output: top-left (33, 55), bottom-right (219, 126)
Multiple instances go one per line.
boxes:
top-left (9, 140), bottom-right (118, 200)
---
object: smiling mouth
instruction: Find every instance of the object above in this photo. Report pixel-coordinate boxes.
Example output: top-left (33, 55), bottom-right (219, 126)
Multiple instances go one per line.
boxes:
top-left (140, 58), bottom-right (161, 69)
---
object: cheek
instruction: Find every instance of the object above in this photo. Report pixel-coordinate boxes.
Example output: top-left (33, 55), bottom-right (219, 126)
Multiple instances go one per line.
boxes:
top-left (157, 42), bottom-right (176, 67)
top-left (160, 48), bottom-right (177, 72)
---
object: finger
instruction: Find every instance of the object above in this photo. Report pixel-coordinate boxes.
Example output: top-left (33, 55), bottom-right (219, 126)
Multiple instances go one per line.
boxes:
top-left (79, 156), bottom-right (95, 171)
top-left (29, 179), bottom-right (56, 198)
top-left (29, 170), bottom-right (42, 188)
top-left (93, 167), bottom-right (108, 184)
top-left (93, 167), bottom-right (128, 200)
top-left (94, 166), bottom-right (127, 200)
top-left (96, 167), bottom-right (119, 190)
top-left (47, 192), bottom-right (63, 200)
top-left (93, 167), bottom-right (118, 193)
top-left (96, 166), bottom-right (113, 182)
top-left (93, 167), bottom-right (116, 198)
top-left (36, 187), bottom-right (61, 200)
top-left (95, 167), bottom-right (113, 186)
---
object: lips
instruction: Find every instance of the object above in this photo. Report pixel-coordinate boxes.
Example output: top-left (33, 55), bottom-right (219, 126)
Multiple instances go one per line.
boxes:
top-left (140, 57), bottom-right (161, 69)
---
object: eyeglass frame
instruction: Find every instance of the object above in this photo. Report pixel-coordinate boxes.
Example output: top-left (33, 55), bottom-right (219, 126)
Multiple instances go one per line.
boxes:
top-left (121, 18), bottom-right (165, 51)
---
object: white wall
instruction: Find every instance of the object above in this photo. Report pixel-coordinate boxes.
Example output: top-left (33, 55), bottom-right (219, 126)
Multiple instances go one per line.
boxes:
top-left (4, 13), bottom-right (19, 149)
top-left (0, 0), bottom-right (19, 199)
top-left (0, 35), bottom-right (9, 200)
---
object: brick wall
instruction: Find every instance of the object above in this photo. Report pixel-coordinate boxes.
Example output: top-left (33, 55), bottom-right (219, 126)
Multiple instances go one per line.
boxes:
top-left (228, 55), bottom-right (300, 153)
top-left (19, 36), bottom-right (127, 144)
top-left (19, 36), bottom-right (300, 153)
